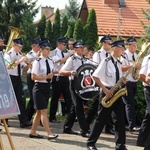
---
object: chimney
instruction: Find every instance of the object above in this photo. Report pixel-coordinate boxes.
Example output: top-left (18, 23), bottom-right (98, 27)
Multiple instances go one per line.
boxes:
top-left (41, 6), bottom-right (54, 18)
top-left (104, 0), bottom-right (118, 5)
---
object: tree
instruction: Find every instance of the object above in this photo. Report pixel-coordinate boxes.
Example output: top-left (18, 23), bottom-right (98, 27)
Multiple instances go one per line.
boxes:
top-left (20, 12), bottom-right (37, 53)
top-left (62, 0), bottom-right (80, 21)
top-left (37, 15), bottom-right (46, 40)
top-left (45, 20), bottom-right (53, 48)
top-left (65, 20), bottom-right (75, 38)
top-left (141, 0), bottom-right (150, 40)
top-left (0, 0), bottom-right (39, 49)
top-left (0, 0), bottom-right (39, 41)
top-left (52, 8), bottom-right (61, 48)
top-left (73, 18), bottom-right (84, 40)
top-left (84, 9), bottom-right (98, 49)
top-left (61, 15), bottom-right (68, 37)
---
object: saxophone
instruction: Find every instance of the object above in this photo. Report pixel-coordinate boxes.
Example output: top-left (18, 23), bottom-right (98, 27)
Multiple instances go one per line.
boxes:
top-left (132, 42), bottom-right (150, 80)
top-left (101, 67), bottom-right (132, 108)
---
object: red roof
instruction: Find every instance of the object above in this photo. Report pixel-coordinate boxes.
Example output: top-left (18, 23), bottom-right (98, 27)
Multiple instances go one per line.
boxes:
top-left (80, 0), bottom-right (150, 37)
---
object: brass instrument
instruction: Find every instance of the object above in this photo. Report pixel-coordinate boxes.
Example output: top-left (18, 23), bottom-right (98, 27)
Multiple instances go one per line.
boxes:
top-left (101, 66), bottom-right (133, 108)
top-left (5, 26), bottom-right (23, 54)
top-left (132, 42), bottom-right (150, 80)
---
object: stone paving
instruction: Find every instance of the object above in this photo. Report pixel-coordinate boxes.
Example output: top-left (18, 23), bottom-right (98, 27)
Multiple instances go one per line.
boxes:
top-left (0, 116), bottom-right (143, 150)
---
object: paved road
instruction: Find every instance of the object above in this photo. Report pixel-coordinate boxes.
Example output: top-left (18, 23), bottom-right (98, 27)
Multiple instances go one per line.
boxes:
top-left (0, 117), bottom-right (143, 150)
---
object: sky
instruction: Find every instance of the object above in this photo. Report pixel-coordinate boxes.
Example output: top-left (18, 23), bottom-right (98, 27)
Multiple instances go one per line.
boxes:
top-left (34, 0), bottom-right (83, 21)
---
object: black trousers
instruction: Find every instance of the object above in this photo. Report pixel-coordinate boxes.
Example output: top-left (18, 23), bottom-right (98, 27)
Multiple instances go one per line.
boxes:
top-left (86, 95), bottom-right (114, 131)
top-left (49, 76), bottom-right (72, 121)
top-left (10, 75), bottom-right (27, 123)
top-left (25, 73), bottom-right (35, 121)
top-left (87, 92), bottom-right (126, 149)
top-left (64, 81), bottom-right (90, 133)
top-left (137, 86), bottom-right (150, 148)
top-left (123, 81), bottom-right (137, 129)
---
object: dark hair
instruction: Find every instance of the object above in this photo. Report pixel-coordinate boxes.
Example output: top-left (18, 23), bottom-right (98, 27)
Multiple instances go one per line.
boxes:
top-left (84, 45), bottom-right (94, 51)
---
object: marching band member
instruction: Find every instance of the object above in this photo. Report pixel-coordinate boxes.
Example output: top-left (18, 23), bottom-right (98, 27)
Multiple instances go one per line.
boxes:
top-left (24, 37), bottom-right (41, 122)
top-left (4, 37), bottom-right (32, 128)
top-left (87, 40), bottom-right (127, 150)
top-left (136, 49), bottom-right (150, 148)
top-left (29, 40), bottom-right (58, 140)
top-left (121, 36), bottom-right (140, 132)
top-left (87, 35), bottom-right (114, 135)
top-left (60, 40), bottom-right (91, 137)
top-left (49, 37), bottom-right (74, 123)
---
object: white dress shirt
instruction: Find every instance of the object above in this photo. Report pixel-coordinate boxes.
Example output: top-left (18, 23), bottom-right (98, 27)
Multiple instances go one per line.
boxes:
top-left (32, 56), bottom-right (54, 83)
top-left (26, 50), bottom-right (38, 73)
top-left (139, 54), bottom-right (150, 86)
top-left (51, 48), bottom-right (68, 76)
top-left (92, 48), bottom-right (110, 66)
top-left (121, 49), bottom-right (138, 82)
top-left (93, 56), bottom-right (123, 87)
top-left (4, 48), bottom-right (26, 76)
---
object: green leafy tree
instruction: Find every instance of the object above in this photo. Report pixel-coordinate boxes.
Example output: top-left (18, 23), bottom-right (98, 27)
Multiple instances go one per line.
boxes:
top-left (37, 15), bottom-right (46, 40)
top-left (61, 15), bottom-right (68, 37)
top-left (20, 12), bottom-right (37, 53)
top-left (84, 9), bottom-right (98, 49)
top-left (45, 20), bottom-right (53, 48)
top-left (62, 0), bottom-right (80, 20)
top-left (52, 8), bottom-right (61, 48)
top-left (0, 0), bottom-right (39, 41)
top-left (73, 18), bottom-right (84, 40)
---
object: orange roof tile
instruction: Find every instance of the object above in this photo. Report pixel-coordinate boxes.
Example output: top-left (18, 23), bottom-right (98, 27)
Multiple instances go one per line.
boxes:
top-left (80, 0), bottom-right (150, 37)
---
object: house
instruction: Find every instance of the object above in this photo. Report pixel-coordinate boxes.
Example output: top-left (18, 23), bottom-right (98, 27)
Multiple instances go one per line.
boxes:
top-left (79, 0), bottom-right (150, 38)
top-left (34, 6), bottom-right (63, 24)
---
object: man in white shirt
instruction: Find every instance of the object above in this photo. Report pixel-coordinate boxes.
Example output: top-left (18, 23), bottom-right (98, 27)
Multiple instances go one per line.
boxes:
top-left (121, 36), bottom-right (140, 132)
top-left (49, 37), bottom-right (74, 123)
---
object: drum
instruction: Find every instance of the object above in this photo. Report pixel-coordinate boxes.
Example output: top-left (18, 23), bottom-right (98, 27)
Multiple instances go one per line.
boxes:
top-left (72, 63), bottom-right (100, 100)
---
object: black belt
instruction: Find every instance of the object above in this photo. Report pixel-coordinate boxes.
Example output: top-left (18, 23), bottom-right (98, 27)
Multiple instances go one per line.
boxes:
top-left (127, 81), bottom-right (137, 84)
top-left (53, 76), bottom-right (67, 78)
top-left (10, 75), bottom-right (20, 78)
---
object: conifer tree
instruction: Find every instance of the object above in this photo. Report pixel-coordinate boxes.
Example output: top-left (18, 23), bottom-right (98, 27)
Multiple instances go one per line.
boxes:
top-left (73, 18), bottom-right (84, 40)
top-left (84, 9), bottom-right (98, 48)
top-left (52, 8), bottom-right (61, 48)
top-left (61, 15), bottom-right (68, 37)
top-left (37, 15), bottom-right (46, 40)
top-left (45, 20), bottom-right (53, 48)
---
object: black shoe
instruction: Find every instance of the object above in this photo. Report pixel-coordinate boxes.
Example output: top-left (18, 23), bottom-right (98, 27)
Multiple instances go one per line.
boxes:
top-left (105, 129), bottom-right (115, 135)
top-left (81, 131), bottom-right (90, 138)
top-left (129, 127), bottom-right (140, 132)
top-left (20, 121), bottom-right (32, 128)
top-left (63, 129), bottom-right (79, 135)
top-left (50, 119), bottom-right (61, 123)
top-left (87, 145), bottom-right (98, 150)
top-left (29, 134), bottom-right (43, 139)
top-left (48, 134), bottom-right (58, 140)
top-left (136, 142), bottom-right (145, 147)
